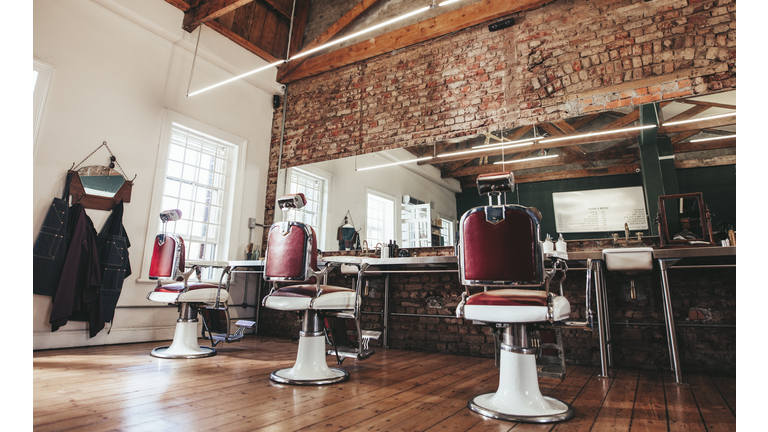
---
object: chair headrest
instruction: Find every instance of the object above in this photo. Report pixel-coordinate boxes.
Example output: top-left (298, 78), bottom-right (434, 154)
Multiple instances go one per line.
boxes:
top-left (278, 193), bottom-right (307, 211)
top-left (476, 172), bottom-right (514, 196)
top-left (159, 209), bottom-right (182, 222)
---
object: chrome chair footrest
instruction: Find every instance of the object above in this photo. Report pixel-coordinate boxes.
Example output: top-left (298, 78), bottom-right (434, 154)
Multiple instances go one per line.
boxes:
top-left (361, 330), bottom-right (382, 340)
top-left (326, 347), bottom-right (375, 360)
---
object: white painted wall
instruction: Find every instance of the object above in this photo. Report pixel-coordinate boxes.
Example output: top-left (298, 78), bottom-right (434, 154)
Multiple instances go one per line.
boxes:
top-left (33, 0), bottom-right (276, 349)
top-left (277, 149), bottom-right (461, 251)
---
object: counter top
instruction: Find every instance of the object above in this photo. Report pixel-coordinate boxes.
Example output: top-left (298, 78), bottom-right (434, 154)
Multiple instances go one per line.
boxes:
top-left (652, 245), bottom-right (735, 259)
top-left (320, 255), bottom-right (457, 266)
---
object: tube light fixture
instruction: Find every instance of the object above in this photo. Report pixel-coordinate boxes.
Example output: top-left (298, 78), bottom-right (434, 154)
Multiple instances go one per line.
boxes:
top-left (291, 6), bottom-right (431, 60)
top-left (356, 156), bottom-right (434, 171)
top-left (535, 124), bottom-right (656, 145)
top-left (662, 112), bottom-right (736, 127)
top-left (187, 60), bottom-right (286, 97)
top-left (473, 137), bottom-right (538, 149)
top-left (437, 141), bottom-right (534, 158)
top-left (494, 154), bottom-right (559, 165)
top-left (689, 134), bottom-right (736, 143)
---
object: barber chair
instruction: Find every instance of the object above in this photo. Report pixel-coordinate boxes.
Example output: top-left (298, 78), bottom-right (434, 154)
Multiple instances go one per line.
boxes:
top-left (261, 193), bottom-right (375, 385)
top-left (455, 172), bottom-right (591, 423)
top-left (146, 209), bottom-right (252, 358)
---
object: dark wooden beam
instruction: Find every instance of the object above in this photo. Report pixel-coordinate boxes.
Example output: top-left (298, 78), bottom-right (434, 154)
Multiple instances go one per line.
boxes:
top-left (662, 104), bottom-right (710, 125)
top-left (286, 0), bottom-right (311, 59)
top-left (183, 0), bottom-right (257, 32)
top-left (278, 0), bottom-right (385, 81)
top-left (262, 0), bottom-right (292, 19)
top-left (675, 154), bottom-right (735, 169)
top-left (165, 0), bottom-right (192, 12)
top-left (674, 137), bottom-right (736, 153)
top-left (459, 163), bottom-right (641, 188)
top-left (204, 19), bottom-right (281, 62)
top-left (279, 0), bottom-right (552, 83)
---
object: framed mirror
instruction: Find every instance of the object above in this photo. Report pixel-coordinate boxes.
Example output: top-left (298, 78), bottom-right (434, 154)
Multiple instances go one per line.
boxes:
top-left (656, 192), bottom-right (714, 247)
top-left (69, 165), bottom-right (133, 210)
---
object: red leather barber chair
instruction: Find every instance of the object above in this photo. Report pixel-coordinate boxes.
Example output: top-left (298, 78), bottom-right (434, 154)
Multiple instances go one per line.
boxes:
top-left (146, 209), bottom-right (234, 358)
top-left (456, 172), bottom-right (577, 423)
top-left (261, 193), bottom-right (373, 385)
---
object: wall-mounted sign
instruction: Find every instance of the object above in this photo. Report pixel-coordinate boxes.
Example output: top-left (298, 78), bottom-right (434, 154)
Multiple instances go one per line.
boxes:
top-left (553, 186), bottom-right (648, 233)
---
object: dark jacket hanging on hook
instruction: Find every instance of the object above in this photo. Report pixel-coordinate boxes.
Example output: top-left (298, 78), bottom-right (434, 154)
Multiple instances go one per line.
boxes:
top-left (50, 203), bottom-right (104, 338)
top-left (96, 200), bottom-right (131, 324)
top-left (33, 173), bottom-right (73, 297)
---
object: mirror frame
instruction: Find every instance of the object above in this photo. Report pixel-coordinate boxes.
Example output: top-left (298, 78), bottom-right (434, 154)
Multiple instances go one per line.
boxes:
top-left (656, 192), bottom-right (715, 247)
top-left (69, 169), bottom-right (132, 211)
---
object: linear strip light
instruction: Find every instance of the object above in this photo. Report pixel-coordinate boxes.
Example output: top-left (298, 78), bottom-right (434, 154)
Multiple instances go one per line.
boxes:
top-left (473, 137), bottom-right (538, 149)
top-left (437, 141), bottom-right (534, 159)
top-left (535, 124), bottom-right (656, 145)
top-left (689, 134), bottom-right (736, 143)
top-left (662, 112), bottom-right (736, 127)
top-left (494, 154), bottom-right (559, 165)
top-left (291, 6), bottom-right (432, 60)
top-left (187, 60), bottom-right (286, 97)
top-left (356, 156), bottom-right (434, 171)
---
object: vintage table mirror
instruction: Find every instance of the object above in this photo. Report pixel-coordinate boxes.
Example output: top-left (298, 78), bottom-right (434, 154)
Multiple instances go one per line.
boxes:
top-left (656, 192), bottom-right (715, 247)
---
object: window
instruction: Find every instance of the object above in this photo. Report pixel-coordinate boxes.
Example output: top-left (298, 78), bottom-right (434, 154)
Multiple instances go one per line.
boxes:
top-left (142, 111), bottom-right (247, 281)
top-left (33, 59), bottom-right (54, 150)
top-left (286, 168), bottom-right (324, 235)
top-left (401, 203), bottom-right (431, 247)
top-left (367, 192), bottom-right (395, 247)
top-left (440, 218), bottom-right (454, 247)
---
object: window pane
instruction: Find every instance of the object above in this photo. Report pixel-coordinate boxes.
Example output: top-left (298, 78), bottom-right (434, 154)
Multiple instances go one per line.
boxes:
top-left (167, 161), bottom-right (183, 178)
top-left (169, 144), bottom-right (185, 162)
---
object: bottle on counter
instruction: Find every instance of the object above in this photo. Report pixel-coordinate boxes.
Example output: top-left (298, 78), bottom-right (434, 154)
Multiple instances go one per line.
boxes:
top-left (543, 234), bottom-right (554, 254)
top-left (556, 234), bottom-right (567, 252)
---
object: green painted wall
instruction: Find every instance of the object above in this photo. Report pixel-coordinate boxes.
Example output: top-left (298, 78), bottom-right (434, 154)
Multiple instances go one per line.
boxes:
top-left (455, 165), bottom-right (735, 241)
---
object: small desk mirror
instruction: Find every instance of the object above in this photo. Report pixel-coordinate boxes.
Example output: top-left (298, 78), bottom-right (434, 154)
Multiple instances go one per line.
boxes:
top-left (69, 166), bottom-right (133, 210)
top-left (657, 192), bottom-right (714, 246)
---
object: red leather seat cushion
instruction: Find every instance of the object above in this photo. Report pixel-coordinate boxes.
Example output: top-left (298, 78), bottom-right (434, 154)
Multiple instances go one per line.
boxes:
top-left (466, 290), bottom-right (547, 307)
top-left (153, 282), bottom-right (220, 293)
top-left (272, 285), bottom-right (354, 298)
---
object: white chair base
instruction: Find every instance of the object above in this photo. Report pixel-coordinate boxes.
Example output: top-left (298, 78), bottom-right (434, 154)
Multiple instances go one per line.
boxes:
top-left (150, 321), bottom-right (216, 359)
top-left (270, 335), bottom-right (348, 385)
top-left (468, 349), bottom-right (574, 423)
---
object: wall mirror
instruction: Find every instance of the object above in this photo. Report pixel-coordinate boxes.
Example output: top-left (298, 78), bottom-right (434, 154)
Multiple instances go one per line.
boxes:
top-left (277, 90), bottom-right (734, 249)
top-left (69, 165), bottom-right (133, 211)
top-left (656, 192), bottom-right (715, 247)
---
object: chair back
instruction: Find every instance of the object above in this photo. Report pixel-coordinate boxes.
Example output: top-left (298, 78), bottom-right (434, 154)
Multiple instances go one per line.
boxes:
top-left (149, 234), bottom-right (185, 281)
top-left (264, 221), bottom-right (318, 282)
top-left (458, 171), bottom-right (544, 287)
top-left (459, 206), bottom-right (544, 287)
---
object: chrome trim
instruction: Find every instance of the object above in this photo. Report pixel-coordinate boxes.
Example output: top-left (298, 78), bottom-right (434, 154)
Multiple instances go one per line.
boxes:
top-left (150, 346), bottom-right (216, 359)
top-left (269, 369), bottom-right (349, 386)
top-left (468, 396), bottom-right (575, 423)
top-left (499, 342), bottom-right (536, 355)
top-left (299, 330), bottom-right (325, 337)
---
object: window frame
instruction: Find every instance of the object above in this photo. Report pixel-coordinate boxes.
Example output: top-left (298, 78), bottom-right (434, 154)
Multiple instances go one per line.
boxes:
top-left (365, 188), bottom-right (396, 248)
top-left (283, 166), bottom-right (330, 248)
top-left (140, 110), bottom-right (247, 282)
top-left (33, 58), bottom-right (54, 152)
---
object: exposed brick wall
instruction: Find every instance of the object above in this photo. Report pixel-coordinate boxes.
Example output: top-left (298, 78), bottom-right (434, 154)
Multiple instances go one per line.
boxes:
top-left (264, 0), bottom-right (736, 239)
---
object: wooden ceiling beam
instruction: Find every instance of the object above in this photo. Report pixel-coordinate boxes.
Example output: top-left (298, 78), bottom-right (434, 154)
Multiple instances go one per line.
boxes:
top-left (262, 0), bottom-right (292, 19)
top-left (286, 0), bottom-right (311, 59)
top-left (675, 154), bottom-right (735, 169)
top-left (205, 19), bottom-right (281, 62)
top-left (662, 104), bottom-right (710, 125)
top-left (678, 99), bottom-right (736, 110)
top-left (279, 0), bottom-right (552, 83)
top-left (278, 0), bottom-right (385, 81)
top-left (673, 137), bottom-right (736, 153)
top-left (183, 0), bottom-right (257, 32)
top-left (165, 0), bottom-right (192, 12)
top-left (459, 163), bottom-right (641, 188)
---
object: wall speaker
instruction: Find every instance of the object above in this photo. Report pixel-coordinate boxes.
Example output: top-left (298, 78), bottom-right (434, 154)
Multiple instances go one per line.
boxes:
top-left (489, 18), bottom-right (514, 32)
top-left (273, 95), bottom-right (280, 109)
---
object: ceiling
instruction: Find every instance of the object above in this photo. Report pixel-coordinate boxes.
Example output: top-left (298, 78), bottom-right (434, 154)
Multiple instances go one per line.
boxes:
top-left (163, 1), bottom-right (736, 187)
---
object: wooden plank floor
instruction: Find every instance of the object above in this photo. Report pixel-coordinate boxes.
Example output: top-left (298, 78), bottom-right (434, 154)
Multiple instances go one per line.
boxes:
top-left (33, 337), bottom-right (735, 431)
